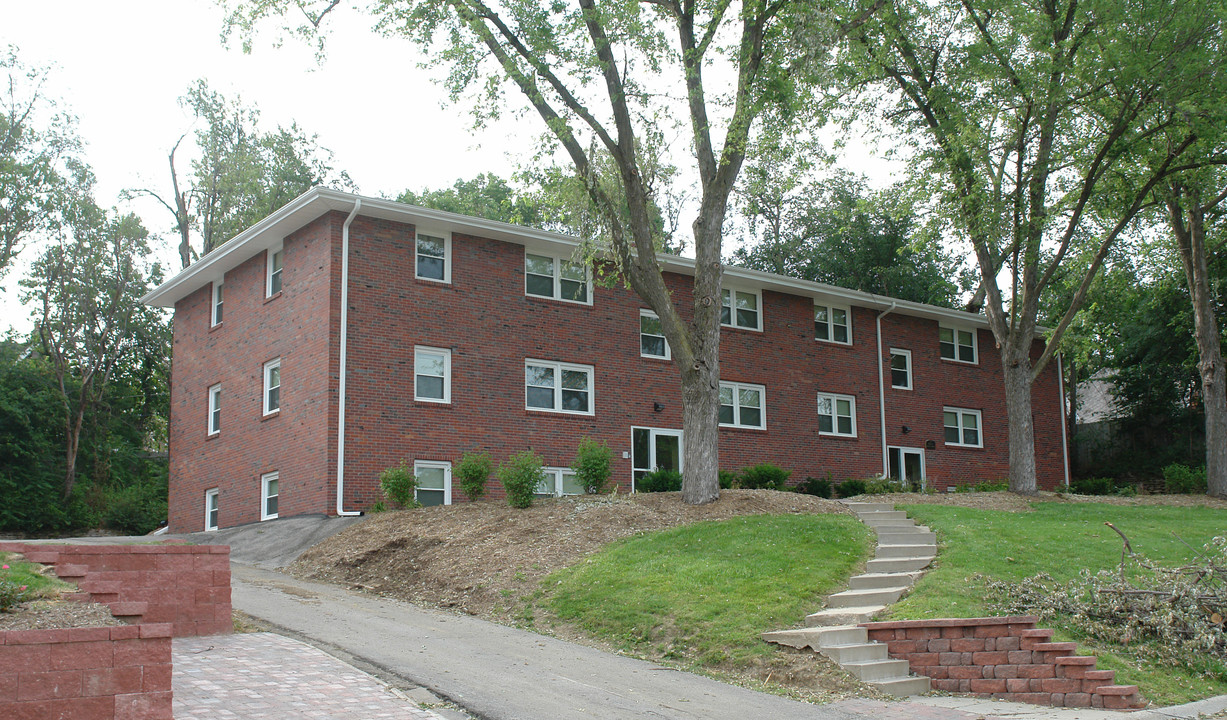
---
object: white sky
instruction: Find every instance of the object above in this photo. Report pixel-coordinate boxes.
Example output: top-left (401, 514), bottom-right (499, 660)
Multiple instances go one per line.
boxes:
top-left (1, 0), bottom-right (900, 332)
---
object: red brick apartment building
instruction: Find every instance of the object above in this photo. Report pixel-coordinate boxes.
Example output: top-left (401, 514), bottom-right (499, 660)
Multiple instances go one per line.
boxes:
top-left (142, 188), bottom-right (1069, 532)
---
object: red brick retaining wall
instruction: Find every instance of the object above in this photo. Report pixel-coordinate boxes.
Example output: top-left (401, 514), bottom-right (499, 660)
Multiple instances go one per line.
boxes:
top-left (0, 542), bottom-right (232, 637)
top-left (0, 623), bottom-right (173, 720)
top-left (861, 616), bottom-right (1145, 709)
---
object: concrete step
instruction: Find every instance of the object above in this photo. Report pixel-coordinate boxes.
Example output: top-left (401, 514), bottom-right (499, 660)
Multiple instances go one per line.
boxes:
top-left (874, 544), bottom-right (936, 559)
top-left (108, 601), bottom-right (148, 619)
top-left (857, 511), bottom-right (915, 527)
top-left (848, 572), bottom-right (922, 590)
top-left (54, 563), bottom-right (88, 579)
top-left (869, 675), bottom-right (931, 697)
top-left (866, 556), bottom-right (933, 573)
top-left (826, 586), bottom-right (909, 608)
top-left (762, 625), bottom-right (867, 650)
top-left (805, 605), bottom-right (884, 626)
top-left (842, 501), bottom-right (895, 513)
top-left (819, 642), bottom-right (888, 663)
top-left (876, 530), bottom-right (937, 545)
top-left (842, 658), bottom-right (913, 682)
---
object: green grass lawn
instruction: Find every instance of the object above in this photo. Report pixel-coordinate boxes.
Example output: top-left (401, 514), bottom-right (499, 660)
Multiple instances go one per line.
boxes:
top-left (1, 552), bottom-right (74, 608)
top-left (541, 513), bottom-right (871, 669)
top-left (892, 501), bottom-right (1227, 705)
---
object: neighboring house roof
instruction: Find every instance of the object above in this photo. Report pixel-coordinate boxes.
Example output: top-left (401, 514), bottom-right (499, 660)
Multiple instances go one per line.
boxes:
top-left (141, 187), bottom-right (993, 331)
top-left (1076, 371), bottom-right (1120, 423)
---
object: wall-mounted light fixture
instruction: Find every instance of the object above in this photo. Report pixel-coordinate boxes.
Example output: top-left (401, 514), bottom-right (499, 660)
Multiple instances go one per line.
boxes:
top-left (901, 425), bottom-right (910, 434)
top-left (653, 402), bottom-right (665, 413)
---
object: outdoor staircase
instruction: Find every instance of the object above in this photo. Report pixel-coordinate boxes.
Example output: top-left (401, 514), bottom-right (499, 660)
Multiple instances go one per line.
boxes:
top-left (763, 500), bottom-right (936, 696)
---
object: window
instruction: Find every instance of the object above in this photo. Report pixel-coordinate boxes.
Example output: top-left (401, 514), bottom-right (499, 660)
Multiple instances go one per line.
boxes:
top-left (263, 358), bottom-right (281, 415)
top-left (415, 231), bottom-right (450, 282)
top-left (267, 246), bottom-right (284, 297)
top-left (721, 288), bottom-right (761, 330)
top-left (525, 360), bottom-right (594, 415)
top-left (261, 472), bottom-right (279, 521)
top-left (204, 489), bottom-right (219, 532)
top-left (944, 407), bottom-right (983, 447)
top-left (640, 310), bottom-right (670, 359)
top-left (208, 384), bottom-right (221, 435)
top-left (890, 349), bottom-right (912, 390)
top-left (817, 392), bottom-right (857, 437)
top-left (719, 381), bottom-right (765, 429)
top-left (814, 304), bottom-right (850, 344)
top-left (939, 325), bottom-right (977, 363)
top-left (414, 347), bottom-right (451, 403)
top-left (525, 252), bottom-right (590, 303)
top-left (212, 282), bottom-right (224, 326)
top-left (536, 467), bottom-right (584, 498)
top-left (414, 461), bottom-right (452, 506)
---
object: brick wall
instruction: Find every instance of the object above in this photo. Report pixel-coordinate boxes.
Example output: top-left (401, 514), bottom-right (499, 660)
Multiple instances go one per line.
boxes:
top-left (861, 617), bottom-right (1145, 709)
top-left (0, 623), bottom-right (173, 720)
top-left (0, 543), bottom-right (232, 637)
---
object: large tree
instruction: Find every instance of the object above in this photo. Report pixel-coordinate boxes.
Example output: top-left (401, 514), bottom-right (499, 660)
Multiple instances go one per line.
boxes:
top-left (844, 0), bottom-right (1226, 493)
top-left (225, 0), bottom-right (852, 504)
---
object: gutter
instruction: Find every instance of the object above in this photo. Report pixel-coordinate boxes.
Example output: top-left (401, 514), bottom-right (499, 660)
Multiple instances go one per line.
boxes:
top-left (876, 302), bottom-right (898, 478)
top-left (1057, 353), bottom-right (1071, 487)
top-left (336, 199), bottom-right (363, 516)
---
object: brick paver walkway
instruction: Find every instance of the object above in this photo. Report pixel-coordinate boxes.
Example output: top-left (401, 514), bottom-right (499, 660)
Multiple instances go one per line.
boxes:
top-left (173, 633), bottom-right (447, 719)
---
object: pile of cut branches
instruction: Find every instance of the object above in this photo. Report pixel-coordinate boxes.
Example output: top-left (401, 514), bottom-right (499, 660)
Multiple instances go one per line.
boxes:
top-left (984, 524), bottom-right (1226, 674)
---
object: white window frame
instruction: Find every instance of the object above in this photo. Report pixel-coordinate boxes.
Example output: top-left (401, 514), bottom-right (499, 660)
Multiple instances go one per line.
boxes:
top-left (939, 324), bottom-right (978, 364)
top-left (720, 287), bottom-right (763, 331)
top-left (536, 466), bottom-right (582, 497)
top-left (816, 392), bottom-right (858, 437)
top-left (524, 359), bottom-right (595, 416)
top-left (639, 309), bottom-right (670, 360)
top-left (524, 251), bottom-right (592, 305)
top-left (814, 303), bottom-right (851, 345)
top-left (414, 229), bottom-right (452, 283)
top-left (414, 346), bottom-right (452, 404)
top-left (260, 472), bottom-right (279, 521)
top-left (263, 358), bottom-right (281, 416)
top-left (207, 383), bottom-right (221, 436)
top-left (944, 407), bottom-right (983, 448)
top-left (266, 244), bottom-right (284, 297)
top-left (890, 348), bottom-right (913, 390)
top-left (211, 281), bottom-right (224, 326)
top-left (204, 488), bottom-right (219, 532)
top-left (413, 460), bottom-right (452, 506)
top-left (718, 381), bottom-right (766, 430)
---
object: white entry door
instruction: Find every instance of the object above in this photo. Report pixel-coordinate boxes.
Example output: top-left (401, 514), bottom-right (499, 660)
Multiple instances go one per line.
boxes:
top-left (631, 427), bottom-right (683, 491)
top-left (888, 446), bottom-right (925, 491)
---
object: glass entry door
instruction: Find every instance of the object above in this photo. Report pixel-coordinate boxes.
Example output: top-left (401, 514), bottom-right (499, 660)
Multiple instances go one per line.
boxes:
top-left (887, 446), bottom-right (925, 491)
top-left (632, 427), bottom-right (683, 490)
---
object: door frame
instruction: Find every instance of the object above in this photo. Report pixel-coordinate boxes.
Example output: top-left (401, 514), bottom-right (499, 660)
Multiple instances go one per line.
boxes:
top-left (631, 426), bottom-right (684, 492)
top-left (887, 446), bottom-right (926, 491)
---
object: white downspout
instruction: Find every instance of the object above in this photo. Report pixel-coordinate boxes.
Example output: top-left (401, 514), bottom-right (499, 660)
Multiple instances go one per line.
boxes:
top-left (1057, 353), bottom-right (1071, 487)
top-left (336, 199), bottom-right (363, 516)
top-left (876, 302), bottom-right (898, 477)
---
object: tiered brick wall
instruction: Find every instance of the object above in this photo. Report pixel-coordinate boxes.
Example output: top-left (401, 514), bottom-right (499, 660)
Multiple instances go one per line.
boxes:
top-left (861, 616), bottom-right (1145, 709)
top-left (0, 542), bottom-right (232, 637)
top-left (0, 623), bottom-right (173, 720)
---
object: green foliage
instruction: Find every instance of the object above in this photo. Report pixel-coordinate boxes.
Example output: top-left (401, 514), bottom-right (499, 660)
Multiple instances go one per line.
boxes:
top-left (835, 479), bottom-right (867, 498)
top-left (0, 556), bottom-right (72, 612)
top-left (398, 174), bottom-right (548, 227)
top-left (860, 476), bottom-right (905, 494)
top-left (1164, 464), bottom-right (1208, 494)
top-left (953, 480), bottom-right (1011, 493)
top-left (0, 572), bottom-right (30, 612)
top-left (101, 483), bottom-right (167, 534)
top-left (636, 469), bottom-right (683, 493)
top-left (1067, 477), bottom-right (1136, 497)
top-left (455, 451), bottom-right (494, 501)
top-left (379, 461), bottom-right (420, 509)
top-left (499, 451), bottom-right (545, 509)
top-left (794, 475), bottom-right (833, 498)
top-left (571, 438), bottom-right (612, 494)
top-left (367, 501), bottom-right (387, 513)
top-left (718, 470), bottom-right (740, 490)
top-left (735, 463), bottom-right (790, 490)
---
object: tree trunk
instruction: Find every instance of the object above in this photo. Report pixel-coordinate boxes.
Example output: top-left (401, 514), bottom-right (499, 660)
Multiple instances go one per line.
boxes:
top-left (1003, 349), bottom-right (1039, 495)
top-left (63, 407), bottom-right (85, 500)
top-left (1067, 355), bottom-right (1078, 477)
top-left (680, 357), bottom-right (721, 505)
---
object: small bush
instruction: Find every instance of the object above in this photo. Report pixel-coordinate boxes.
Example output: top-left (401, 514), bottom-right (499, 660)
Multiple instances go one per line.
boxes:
top-left (737, 463), bottom-right (790, 490)
top-left (637, 469), bottom-right (683, 493)
top-left (954, 479), bottom-right (1011, 493)
top-left (795, 475), bottom-right (832, 498)
top-left (1164, 463), bottom-right (1207, 494)
top-left (500, 451), bottom-right (545, 508)
top-left (860, 476), bottom-right (904, 494)
top-left (718, 469), bottom-right (740, 489)
top-left (102, 484), bottom-right (167, 534)
top-left (368, 501), bottom-right (387, 513)
top-left (836, 478), bottom-right (867, 498)
top-left (380, 461), bottom-right (420, 508)
top-left (455, 451), bottom-right (494, 501)
top-left (571, 438), bottom-right (613, 494)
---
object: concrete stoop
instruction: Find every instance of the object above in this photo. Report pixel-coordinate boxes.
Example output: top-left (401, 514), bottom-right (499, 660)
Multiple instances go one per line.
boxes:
top-left (763, 500), bottom-right (936, 697)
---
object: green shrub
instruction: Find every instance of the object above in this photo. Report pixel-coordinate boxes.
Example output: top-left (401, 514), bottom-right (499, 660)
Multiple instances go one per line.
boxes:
top-left (795, 475), bottom-right (833, 498)
top-left (861, 476), bottom-right (904, 494)
top-left (637, 469), bottom-right (683, 493)
top-left (954, 479), bottom-right (1011, 493)
top-left (379, 461), bottom-right (420, 508)
top-left (500, 451), bottom-right (545, 508)
top-left (1164, 464), bottom-right (1207, 494)
top-left (571, 438), bottom-right (612, 494)
top-left (836, 478), bottom-right (867, 498)
top-left (367, 501), bottom-right (388, 513)
top-left (1068, 476), bottom-right (1136, 496)
top-left (718, 469), bottom-right (740, 489)
top-left (455, 451), bottom-right (494, 501)
top-left (101, 484), bottom-right (167, 534)
top-left (737, 463), bottom-right (790, 490)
